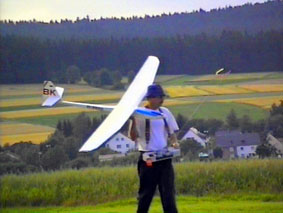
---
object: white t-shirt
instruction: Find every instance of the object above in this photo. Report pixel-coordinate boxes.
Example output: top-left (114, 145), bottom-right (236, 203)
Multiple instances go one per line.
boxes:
top-left (133, 106), bottom-right (179, 151)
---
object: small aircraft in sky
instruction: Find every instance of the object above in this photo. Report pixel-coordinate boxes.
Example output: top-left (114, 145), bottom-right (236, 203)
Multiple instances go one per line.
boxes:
top-left (42, 56), bottom-right (162, 152)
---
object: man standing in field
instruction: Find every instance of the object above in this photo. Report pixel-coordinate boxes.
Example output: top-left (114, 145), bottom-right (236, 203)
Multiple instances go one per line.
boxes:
top-left (129, 84), bottom-right (179, 213)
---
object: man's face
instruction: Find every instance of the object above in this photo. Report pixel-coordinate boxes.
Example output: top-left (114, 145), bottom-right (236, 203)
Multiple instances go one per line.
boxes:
top-left (147, 96), bottom-right (164, 109)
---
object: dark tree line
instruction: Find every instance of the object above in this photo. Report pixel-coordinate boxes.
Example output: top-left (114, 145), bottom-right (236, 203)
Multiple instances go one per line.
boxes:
top-left (1, 30), bottom-right (282, 84)
top-left (0, 1), bottom-right (282, 39)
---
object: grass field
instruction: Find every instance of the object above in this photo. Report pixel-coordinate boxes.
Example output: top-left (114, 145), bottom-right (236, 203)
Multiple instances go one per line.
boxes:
top-left (0, 72), bottom-right (282, 145)
top-left (216, 96), bottom-right (283, 109)
top-left (0, 83), bottom-right (116, 97)
top-left (2, 195), bottom-right (283, 213)
top-left (0, 100), bottom-right (270, 145)
top-left (162, 72), bottom-right (283, 86)
top-left (1, 159), bottom-right (282, 207)
top-left (0, 107), bottom-right (95, 119)
top-left (167, 102), bottom-right (268, 120)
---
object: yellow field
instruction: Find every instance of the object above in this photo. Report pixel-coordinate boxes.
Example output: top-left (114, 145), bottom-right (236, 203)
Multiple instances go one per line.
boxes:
top-left (200, 85), bottom-right (252, 95)
top-left (165, 86), bottom-right (210, 98)
top-left (0, 83), bottom-right (118, 97)
top-left (0, 107), bottom-right (95, 119)
top-left (163, 99), bottom-right (196, 106)
top-left (0, 84), bottom-right (42, 97)
top-left (216, 96), bottom-right (283, 109)
top-left (0, 97), bottom-right (40, 107)
top-left (0, 83), bottom-right (96, 95)
top-left (0, 122), bottom-right (55, 145)
top-left (0, 132), bottom-right (54, 146)
top-left (1, 82), bottom-right (281, 108)
top-left (239, 84), bottom-right (283, 93)
top-left (0, 93), bottom-right (121, 108)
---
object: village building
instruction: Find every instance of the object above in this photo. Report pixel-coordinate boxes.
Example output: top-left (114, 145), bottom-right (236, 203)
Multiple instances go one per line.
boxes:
top-left (215, 130), bottom-right (261, 159)
top-left (181, 127), bottom-right (209, 147)
top-left (266, 133), bottom-right (283, 157)
top-left (105, 133), bottom-right (135, 154)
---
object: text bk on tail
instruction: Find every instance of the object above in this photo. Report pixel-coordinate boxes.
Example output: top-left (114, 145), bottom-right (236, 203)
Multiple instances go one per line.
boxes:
top-left (42, 81), bottom-right (64, 107)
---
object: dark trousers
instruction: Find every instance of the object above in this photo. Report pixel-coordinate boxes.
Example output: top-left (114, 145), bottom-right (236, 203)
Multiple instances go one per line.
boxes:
top-left (137, 154), bottom-right (178, 213)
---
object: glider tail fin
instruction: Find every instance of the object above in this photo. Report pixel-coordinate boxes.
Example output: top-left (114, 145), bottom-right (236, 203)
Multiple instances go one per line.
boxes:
top-left (42, 81), bottom-right (64, 107)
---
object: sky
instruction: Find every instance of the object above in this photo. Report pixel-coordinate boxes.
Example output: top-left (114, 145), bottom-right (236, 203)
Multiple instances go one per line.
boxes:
top-left (0, 0), bottom-right (268, 22)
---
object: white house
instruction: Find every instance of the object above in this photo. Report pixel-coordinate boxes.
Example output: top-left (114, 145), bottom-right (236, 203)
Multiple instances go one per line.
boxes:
top-left (215, 130), bottom-right (261, 159)
top-left (267, 133), bottom-right (283, 157)
top-left (105, 133), bottom-right (135, 154)
top-left (181, 127), bottom-right (208, 147)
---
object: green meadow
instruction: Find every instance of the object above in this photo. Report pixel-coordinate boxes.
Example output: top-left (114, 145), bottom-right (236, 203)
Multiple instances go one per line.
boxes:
top-left (2, 196), bottom-right (283, 213)
top-left (1, 159), bottom-right (282, 208)
top-left (168, 102), bottom-right (268, 121)
top-left (4, 102), bottom-right (268, 128)
top-left (12, 111), bottom-right (108, 128)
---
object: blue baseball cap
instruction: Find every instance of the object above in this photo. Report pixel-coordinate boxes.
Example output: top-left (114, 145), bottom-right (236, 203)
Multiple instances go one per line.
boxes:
top-left (145, 84), bottom-right (166, 98)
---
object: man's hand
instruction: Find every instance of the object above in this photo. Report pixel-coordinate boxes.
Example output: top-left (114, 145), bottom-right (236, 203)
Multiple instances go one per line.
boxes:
top-left (169, 134), bottom-right (180, 148)
top-left (172, 142), bottom-right (180, 149)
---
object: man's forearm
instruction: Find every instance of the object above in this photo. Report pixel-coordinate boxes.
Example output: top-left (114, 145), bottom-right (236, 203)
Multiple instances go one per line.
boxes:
top-left (129, 118), bottom-right (138, 141)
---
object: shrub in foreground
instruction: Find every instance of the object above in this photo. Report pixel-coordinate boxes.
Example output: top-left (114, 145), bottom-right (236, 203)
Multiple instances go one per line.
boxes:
top-left (0, 159), bottom-right (282, 207)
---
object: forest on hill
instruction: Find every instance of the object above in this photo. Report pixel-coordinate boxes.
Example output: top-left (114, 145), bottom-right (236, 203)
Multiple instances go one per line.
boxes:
top-left (0, 30), bottom-right (282, 84)
top-left (0, 1), bottom-right (282, 39)
top-left (0, 1), bottom-right (282, 84)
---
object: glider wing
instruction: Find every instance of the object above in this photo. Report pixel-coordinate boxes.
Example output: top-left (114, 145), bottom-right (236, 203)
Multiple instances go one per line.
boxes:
top-left (79, 56), bottom-right (160, 152)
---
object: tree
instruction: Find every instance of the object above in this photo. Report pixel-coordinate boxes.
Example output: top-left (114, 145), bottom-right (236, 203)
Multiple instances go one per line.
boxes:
top-left (253, 119), bottom-right (265, 133)
top-left (256, 144), bottom-right (271, 158)
top-left (270, 100), bottom-right (283, 116)
top-left (62, 120), bottom-right (73, 137)
top-left (111, 70), bottom-right (124, 90)
top-left (213, 147), bottom-right (223, 158)
top-left (41, 146), bottom-right (69, 170)
top-left (22, 145), bottom-right (40, 167)
top-left (56, 120), bottom-right (63, 132)
top-left (180, 139), bottom-right (204, 160)
top-left (266, 101), bottom-right (283, 137)
top-left (176, 114), bottom-right (189, 139)
top-left (62, 137), bottom-right (79, 160)
top-left (112, 70), bottom-right (122, 82)
top-left (239, 114), bottom-right (253, 133)
top-left (83, 71), bottom-right (99, 86)
top-left (72, 113), bottom-right (92, 141)
top-left (266, 114), bottom-right (283, 138)
top-left (53, 69), bottom-right (68, 84)
top-left (111, 82), bottom-right (124, 90)
top-left (176, 114), bottom-right (188, 130)
top-left (127, 70), bottom-right (135, 84)
top-left (64, 156), bottom-right (92, 169)
top-left (226, 109), bottom-right (239, 130)
top-left (99, 68), bottom-right (113, 86)
top-left (205, 119), bottom-right (223, 135)
top-left (66, 65), bottom-right (81, 84)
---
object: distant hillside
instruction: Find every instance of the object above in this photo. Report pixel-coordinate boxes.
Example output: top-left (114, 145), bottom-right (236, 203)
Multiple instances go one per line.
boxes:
top-left (0, 1), bottom-right (282, 39)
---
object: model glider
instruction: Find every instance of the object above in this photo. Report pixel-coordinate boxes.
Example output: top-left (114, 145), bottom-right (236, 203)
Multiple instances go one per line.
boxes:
top-left (42, 56), bottom-right (162, 152)
top-left (215, 68), bottom-right (231, 76)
